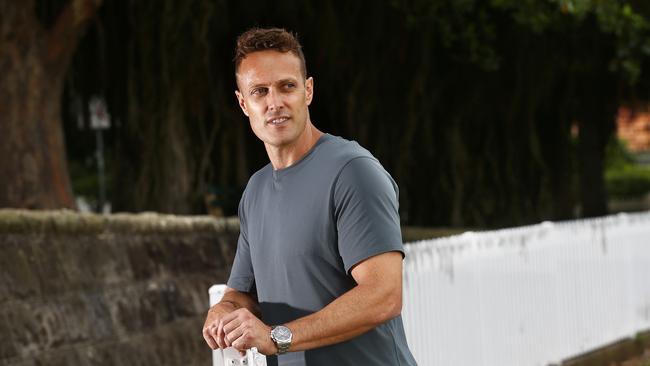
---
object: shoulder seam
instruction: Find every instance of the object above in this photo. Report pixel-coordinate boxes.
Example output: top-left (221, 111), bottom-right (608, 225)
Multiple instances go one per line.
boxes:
top-left (329, 156), bottom-right (379, 222)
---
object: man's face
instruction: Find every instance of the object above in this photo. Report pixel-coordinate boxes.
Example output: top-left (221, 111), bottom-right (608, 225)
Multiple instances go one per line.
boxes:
top-left (235, 50), bottom-right (313, 148)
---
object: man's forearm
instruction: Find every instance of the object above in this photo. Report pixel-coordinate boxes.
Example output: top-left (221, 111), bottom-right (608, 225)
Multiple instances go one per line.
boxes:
top-left (285, 281), bottom-right (401, 352)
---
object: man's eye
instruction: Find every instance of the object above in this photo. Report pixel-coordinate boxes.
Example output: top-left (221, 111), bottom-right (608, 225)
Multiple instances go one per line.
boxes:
top-left (281, 82), bottom-right (296, 91)
top-left (252, 88), bottom-right (267, 96)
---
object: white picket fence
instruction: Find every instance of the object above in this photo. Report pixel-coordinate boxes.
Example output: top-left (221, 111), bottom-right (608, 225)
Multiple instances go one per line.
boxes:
top-left (402, 211), bottom-right (650, 366)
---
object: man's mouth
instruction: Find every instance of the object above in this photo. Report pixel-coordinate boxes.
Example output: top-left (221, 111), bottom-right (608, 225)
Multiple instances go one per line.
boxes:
top-left (267, 116), bottom-right (290, 125)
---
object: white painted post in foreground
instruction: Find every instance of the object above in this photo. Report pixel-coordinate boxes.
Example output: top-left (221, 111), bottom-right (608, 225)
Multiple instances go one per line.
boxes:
top-left (208, 285), bottom-right (267, 366)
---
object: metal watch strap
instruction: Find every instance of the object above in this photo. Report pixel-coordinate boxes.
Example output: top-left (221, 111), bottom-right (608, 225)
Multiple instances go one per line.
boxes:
top-left (276, 340), bottom-right (290, 354)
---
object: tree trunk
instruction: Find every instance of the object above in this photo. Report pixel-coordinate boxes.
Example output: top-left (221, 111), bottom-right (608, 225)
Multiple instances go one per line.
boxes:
top-left (578, 107), bottom-right (615, 218)
top-left (0, 0), bottom-right (101, 209)
top-left (575, 21), bottom-right (618, 219)
top-left (576, 70), bottom-right (617, 218)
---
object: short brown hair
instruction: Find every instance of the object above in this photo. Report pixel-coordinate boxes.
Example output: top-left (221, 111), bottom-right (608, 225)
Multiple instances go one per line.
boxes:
top-left (234, 28), bottom-right (307, 79)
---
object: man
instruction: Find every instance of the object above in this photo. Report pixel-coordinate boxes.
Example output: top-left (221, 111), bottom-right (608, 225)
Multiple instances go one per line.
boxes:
top-left (202, 28), bottom-right (417, 366)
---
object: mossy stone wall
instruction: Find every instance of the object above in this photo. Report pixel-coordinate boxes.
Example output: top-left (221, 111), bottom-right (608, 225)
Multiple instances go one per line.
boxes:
top-left (0, 209), bottom-right (239, 366)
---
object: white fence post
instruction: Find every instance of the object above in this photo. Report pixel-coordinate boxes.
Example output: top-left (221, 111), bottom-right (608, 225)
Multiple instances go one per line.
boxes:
top-left (208, 285), bottom-right (267, 366)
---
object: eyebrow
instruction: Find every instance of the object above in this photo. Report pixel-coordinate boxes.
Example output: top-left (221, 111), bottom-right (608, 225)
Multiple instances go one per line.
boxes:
top-left (247, 78), bottom-right (299, 90)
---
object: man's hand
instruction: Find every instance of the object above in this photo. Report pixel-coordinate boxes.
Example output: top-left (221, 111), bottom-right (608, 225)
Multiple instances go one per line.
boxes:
top-left (221, 308), bottom-right (278, 355)
top-left (202, 301), bottom-right (237, 349)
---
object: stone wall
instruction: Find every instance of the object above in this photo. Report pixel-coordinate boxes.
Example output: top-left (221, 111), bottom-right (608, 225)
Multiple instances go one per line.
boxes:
top-left (0, 209), bottom-right (239, 366)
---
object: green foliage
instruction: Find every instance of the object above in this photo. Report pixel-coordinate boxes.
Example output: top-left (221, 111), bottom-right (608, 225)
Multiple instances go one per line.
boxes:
top-left (605, 139), bottom-right (650, 198)
top-left (388, 0), bottom-right (650, 80)
top-left (389, 0), bottom-right (502, 70)
top-left (486, 0), bottom-right (650, 82)
top-left (605, 138), bottom-right (635, 170)
top-left (607, 166), bottom-right (650, 198)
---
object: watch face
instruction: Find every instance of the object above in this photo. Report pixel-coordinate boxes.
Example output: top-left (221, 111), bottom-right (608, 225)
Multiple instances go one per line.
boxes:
top-left (272, 326), bottom-right (292, 342)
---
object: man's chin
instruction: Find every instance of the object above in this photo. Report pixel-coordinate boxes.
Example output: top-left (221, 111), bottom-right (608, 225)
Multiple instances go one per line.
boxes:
top-left (262, 135), bottom-right (294, 148)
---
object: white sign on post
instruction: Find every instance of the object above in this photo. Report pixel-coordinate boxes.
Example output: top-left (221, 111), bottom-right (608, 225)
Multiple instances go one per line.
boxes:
top-left (89, 96), bottom-right (111, 130)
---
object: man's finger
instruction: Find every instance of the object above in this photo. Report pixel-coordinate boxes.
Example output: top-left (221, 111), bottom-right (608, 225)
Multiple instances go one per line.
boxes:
top-left (224, 324), bottom-right (245, 347)
top-left (220, 308), bottom-right (245, 328)
top-left (203, 327), bottom-right (218, 350)
top-left (220, 310), bottom-right (238, 324)
top-left (231, 334), bottom-right (250, 351)
top-left (222, 316), bottom-right (242, 334)
top-left (222, 321), bottom-right (232, 347)
top-left (212, 323), bottom-right (226, 349)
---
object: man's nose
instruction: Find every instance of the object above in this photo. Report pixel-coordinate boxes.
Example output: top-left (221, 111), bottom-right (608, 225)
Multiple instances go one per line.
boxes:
top-left (266, 89), bottom-right (284, 111)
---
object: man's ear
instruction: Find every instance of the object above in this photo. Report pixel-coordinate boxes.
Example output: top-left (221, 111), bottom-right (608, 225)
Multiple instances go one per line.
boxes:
top-left (305, 77), bottom-right (314, 106)
top-left (235, 90), bottom-right (249, 117)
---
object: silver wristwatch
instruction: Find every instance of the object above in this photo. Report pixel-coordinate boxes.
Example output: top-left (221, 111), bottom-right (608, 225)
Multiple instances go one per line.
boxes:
top-left (270, 325), bottom-right (292, 354)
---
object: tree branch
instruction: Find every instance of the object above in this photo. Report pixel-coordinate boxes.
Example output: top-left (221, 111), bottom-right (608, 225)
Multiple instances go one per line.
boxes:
top-left (0, 1), bottom-right (39, 45)
top-left (46, 0), bottom-right (102, 70)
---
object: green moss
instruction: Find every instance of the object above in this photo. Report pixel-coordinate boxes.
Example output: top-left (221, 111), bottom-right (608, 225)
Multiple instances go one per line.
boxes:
top-left (0, 209), bottom-right (239, 235)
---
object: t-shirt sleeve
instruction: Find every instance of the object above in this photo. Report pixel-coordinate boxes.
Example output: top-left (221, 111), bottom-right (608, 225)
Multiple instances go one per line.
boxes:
top-left (226, 193), bottom-right (256, 292)
top-left (333, 157), bottom-right (404, 274)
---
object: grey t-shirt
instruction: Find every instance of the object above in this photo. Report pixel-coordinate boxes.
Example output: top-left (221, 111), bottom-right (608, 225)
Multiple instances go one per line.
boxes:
top-left (227, 133), bottom-right (417, 366)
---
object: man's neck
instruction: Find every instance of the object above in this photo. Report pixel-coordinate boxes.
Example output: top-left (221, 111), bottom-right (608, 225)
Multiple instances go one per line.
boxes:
top-left (266, 125), bottom-right (323, 170)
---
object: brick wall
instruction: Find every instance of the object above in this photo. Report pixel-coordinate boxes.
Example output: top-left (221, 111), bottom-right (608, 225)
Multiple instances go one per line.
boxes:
top-left (0, 210), bottom-right (239, 366)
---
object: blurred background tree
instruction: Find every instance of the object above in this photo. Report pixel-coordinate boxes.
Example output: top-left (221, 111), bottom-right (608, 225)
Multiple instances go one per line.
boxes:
top-left (0, 0), bottom-right (101, 209)
top-left (3, 0), bottom-right (650, 227)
